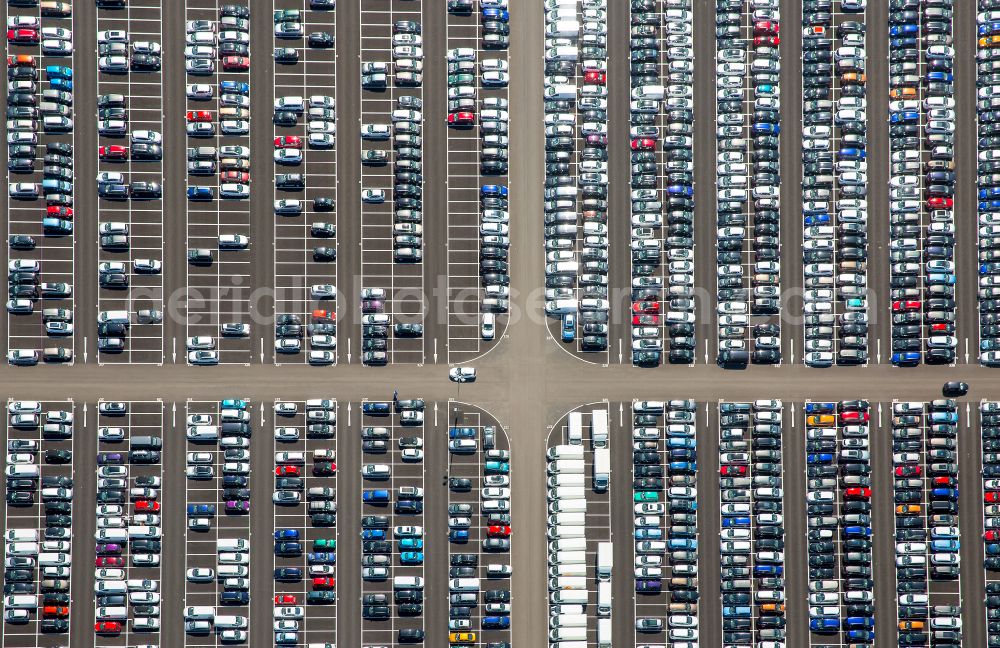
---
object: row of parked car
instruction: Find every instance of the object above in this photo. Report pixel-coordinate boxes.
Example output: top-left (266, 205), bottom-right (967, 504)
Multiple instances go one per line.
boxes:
top-left (631, 400), bottom-right (699, 639)
top-left (3, 402), bottom-right (73, 633)
top-left (542, 0), bottom-right (610, 351)
top-left (714, 0), bottom-right (782, 367)
top-left (891, 399), bottom-right (962, 646)
top-left (888, 0), bottom-right (958, 367)
top-left (718, 400), bottom-right (785, 647)
top-left (804, 401), bottom-right (873, 641)
top-left (982, 399), bottom-right (1000, 648)
top-left (979, 0), bottom-right (1000, 365)
top-left (628, 0), bottom-right (695, 366)
top-left (800, 6), bottom-right (869, 367)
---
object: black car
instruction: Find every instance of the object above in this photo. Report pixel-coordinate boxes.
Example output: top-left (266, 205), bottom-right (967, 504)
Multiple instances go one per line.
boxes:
top-left (308, 32), bottom-right (334, 47)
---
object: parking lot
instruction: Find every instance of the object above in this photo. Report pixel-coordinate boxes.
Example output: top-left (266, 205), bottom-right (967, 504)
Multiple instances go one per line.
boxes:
top-left (94, 0), bottom-right (165, 364)
top-left (1, 399), bottom-right (75, 647)
top-left (358, 398), bottom-right (425, 645)
top-left (632, 400), bottom-right (701, 643)
top-left (271, 0), bottom-right (338, 366)
top-left (542, 0), bottom-right (612, 363)
top-left (94, 399), bottom-right (164, 645)
top-left (803, 400), bottom-right (874, 646)
top-left (358, 0), bottom-right (426, 367)
top-left (799, 3), bottom-right (871, 367)
top-left (182, 398), bottom-right (253, 645)
top-left (446, 401), bottom-right (512, 645)
top-left (887, 0), bottom-right (958, 367)
top-left (713, 2), bottom-right (783, 367)
top-left (628, 0), bottom-right (697, 367)
top-left (546, 405), bottom-right (611, 646)
top-left (183, 0), bottom-right (253, 365)
top-left (271, 398), bottom-right (338, 644)
top-left (5, 1), bottom-right (75, 366)
top-left (444, 0), bottom-right (511, 363)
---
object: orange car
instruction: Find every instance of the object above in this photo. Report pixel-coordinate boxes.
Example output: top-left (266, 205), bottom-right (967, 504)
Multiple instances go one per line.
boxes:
top-left (899, 620), bottom-right (925, 630)
top-left (760, 603), bottom-right (785, 614)
top-left (841, 72), bottom-right (866, 84)
top-left (890, 87), bottom-right (917, 100)
top-left (981, 35), bottom-right (1000, 47)
top-left (312, 309), bottom-right (335, 321)
top-left (896, 504), bottom-right (921, 515)
top-left (6, 54), bottom-right (35, 67)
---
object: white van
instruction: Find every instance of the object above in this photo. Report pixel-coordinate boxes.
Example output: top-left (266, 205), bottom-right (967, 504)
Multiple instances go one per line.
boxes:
top-left (547, 512), bottom-right (586, 526)
top-left (216, 539), bottom-right (249, 552)
top-left (128, 526), bottom-right (161, 539)
top-left (547, 474), bottom-right (585, 489)
top-left (4, 530), bottom-right (36, 542)
top-left (37, 553), bottom-right (70, 566)
top-left (545, 20), bottom-right (580, 37)
top-left (551, 614), bottom-right (588, 627)
top-left (448, 578), bottom-right (480, 592)
top-left (597, 542), bottom-right (613, 581)
top-left (4, 465), bottom-right (38, 479)
top-left (548, 576), bottom-right (587, 591)
top-left (393, 576), bottom-right (424, 590)
top-left (216, 565), bottom-right (248, 579)
top-left (481, 313), bottom-right (495, 341)
top-left (548, 499), bottom-right (587, 514)
top-left (550, 550), bottom-right (587, 565)
top-left (218, 552), bottom-right (248, 565)
top-left (597, 617), bottom-right (612, 647)
top-left (548, 538), bottom-right (587, 552)
top-left (3, 595), bottom-right (37, 609)
top-left (95, 581), bottom-right (127, 595)
top-left (544, 298), bottom-right (578, 315)
top-left (97, 310), bottom-right (130, 324)
top-left (549, 627), bottom-right (588, 641)
top-left (597, 581), bottom-right (612, 617)
top-left (214, 616), bottom-right (248, 629)
top-left (548, 459), bottom-right (585, 475)
top-left (546, 445), bottom-right (584, 461)
top-left (96, 607), bottom-right (128, 620)
top-left (631, 84), bottom-right (665, 100)
top-left (550, 590), bottom-right (588, 605)
top-left (5, 542), bottom-right (38, 556)
top-left (549, 563), bottom-right (587, 577)
top-left (132, 617), bottom-right (160, 631)
top-left (548, 486), bottom-right (586, 501)
top-left (186, 425), bottom-right (219, 441)
top-left (184, 606), bottom-right (215, 620)
top-left (547, 525), bottom-right (585, 540)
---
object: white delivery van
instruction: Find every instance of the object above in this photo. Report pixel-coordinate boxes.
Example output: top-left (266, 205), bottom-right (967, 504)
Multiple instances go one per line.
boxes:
top-left (95, 581), bottom-right (127, 595)
top-left (186, 425), bottom-right (219, 441)
top-left (549, 627), bottom-right (588, 642)
top-left (597, 542), bottom-right (613, 581)
top-left (551, 614), bottom-right (588, 628)
top-left (597, 617), bottom-right (612, 647)
top-left (548, 486), bottom-right (586, 501)
top-left (548, 538), bottom-right (587, 552)
top-left (216, 539), bottom-right (249, 552)
top-left (548, 498), bottom-right (587, 514)
top-left (393, 576), bottom-right (424, 590)
top-left (448, 578), bottom-right (480, 592)
top-left (597, 581), bottom-right (612, 617)
top-left (547, 512), bottom-right (586, 526)
top-left (550, 550), bottom-right (587, 565)
top-left (4, 595), bottom-right (37, 609)
top-left (184, 606), bottom-right (215, 620)
top-left (547, 525), bottom-right (586, 541)
top-left (550, 589), bottom-right (588, 605)
top-left (214, 616), bottom-right (248, 629)
top-left (548, 576), bottom-right (587, 591)
top-left (548, 563), bottom-right (587, 578)
top-left (545, 20), bottom-right (580, 37)
top-left (95, 607), bottom-right (128, 620)
top-left (546, 445), bottom-right (584, 461)
top-left (592, 448), bottom-right (610, 492)
top-left (548, 459), bottom-right (585, 475)
top-left (547, 474), bottom-right (585, 488)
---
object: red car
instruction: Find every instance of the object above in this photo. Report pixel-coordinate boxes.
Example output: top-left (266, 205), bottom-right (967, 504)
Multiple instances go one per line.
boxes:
top-left (488, 525), bottom-right (511, 537)
top-left (186, 110), bottom-right (212, 123)
top-left (447, 111), bottom-right (475, 125)
top-left (632, 300), bottom-right (660, 314)
top-left (632, 314), bottom-right (659, 326)
top-left (95, 556), bottom-right (124, 567)
top-left (222, 56), bottom-right (249, 71)
top-left (275, 465), bottom-right (300, 477)
top-left (43, 606), bottom-right (68, 618)
top-left (312, 309), bottom-right (335, 321)
top-left (221, 171), bottom-right (250, 183)
top-left (987, 530), bottom-right (1000, 541)
top-left (134, 500), bottom-right (160, 512)
top-left (95, 622), bottom-right (121, 634)
top-left (895, 465), bottom-right (920, 477)
top-left (840, 411), bottom-right (869, 423)
top-left (928, 196), bottom-right (953, 209)
top-left (274, 594), bottom-right (297, 604)
top-left (584, 70), bottom-right (606, 84)
top-left (844, 487), bottom-right (871, 500)
top-left (99, 145), bottom-right (128, 160)
top-left (7, 29), bottom-right (39, 44)
top-left (7, 54), bottom-right (35, 67)
top-left (720, 465), bottom-right (747, 476)
top-left (630, 138), bottom-right (655, 150)
top-left (986, 491), bottom-right (1000, 503)
top-left (933, 476), bottom-right (956, 486)
top-left (754, 20), bottom-right (779, 35)
top-left (312, 577), bottom-right (335, 589)
top-left (930, 323), bottom-right (951, 332)
top-left (892, 300), bottom-right (920, 312)
top-left (274, 135), bottom-right (302, 149)
top-left (47, 206), bottom-right (72, 218)
top-left (754, 35), bottom-right (780, 46)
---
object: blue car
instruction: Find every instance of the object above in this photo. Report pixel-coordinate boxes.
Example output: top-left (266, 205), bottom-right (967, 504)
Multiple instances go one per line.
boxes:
top-left (930, 539), bottom-right (959, 552)
top-left (362, 401), bottom-right (391, 415)
top-left (667, 538), bottom-right (696, 550)
top-left (926, 273), bottom-right (955, 286)
top-left (45, 65), bottom-right (72, 80)
top-left (273, 567), bottom-right (302, 581)
top-left (847, 630), bottom-right (874, 642)
top-left (307, 552), bottom-right (336, 564)
top-left (482, 8), bottom-right (509, 21)
top-left (842, 525), bottom-right (872, 537)
top-left (220, 80), bottom-right (249, 95)
top-left (807, 453), bottom-right (833, 464)
top-left (448, 529), bottom-right (469, 543)
top-left (752, 122), bottom-right (779, 135)
top-left (846, 617), bottom-right (875, 629)
top-left (399, 538), bottom-right (423, 550)
top-left (667, 437), bottom-right (695, 449)
top-left (753, 564), bottom-right (782, 576)
top-left (986, 543), bottom-right (1000, 555)
top-left (485, 460), bottom-right (509, 474)
top-left (42, 217), bottom-right (72, 234)
top-left (187, 503), bottom-right (215, 517)
top-left (890, 24), bottom-right (918, 36)
top-left (361, 529), bottom-right (385, 541)
top-left (449, 427), bottom-right (476, 439)
top-left (723, 606), bottom-right (751, 618)
top-left (669, 461), bottom-right (696, 473)
top-left (929, 411), bottom-right (958, 424)
top-left (891, 37), bottom-right (918, 48)
top-left (838, 147), bottom-right (866, 160)
top-left (482, 616), bottom-right (510, 629)
top-left (892, 352), bottom-right (920, 366)
top-left (274, 529), bottom-right (299, 541)
top-left (634, 528), bottom-right (663, 540)
top-left (981, 199), bottom-right (1000, 211)
top-left (363, 489), bottom-right (389, 503)
top-left (805, 402), bottom-right (835, 413)
top-left (927, 71), bottom-right (953, 83)
top-left (722, 516), bottom-right (750, 528)
top-left (981, 188), bottom-right (1000, 200)
top-left (756, 84), bottom-right (776, 95)
top-left (561, 313), bottom-right (575, 342)
top-left (49, 78), bottom-right (72, 91)
top-left (221, 399), bottom-right (247, 409)
top-left (400, 551), bottom-right (423, 564)
top-left (982, 21), bottom-right (1000, 35)
top-left (804, 214), bottom-right (831, 226)
top-left (274, 542), bottom-right (302, 556)
top-left (666, 184), bottom-right (693, 196)
top-left (187, 186), bottom-right (214, 201)
top-left (481, 184), bottom-right (507, 197)
top-left (890, 111), bottom-right (919, 123)
top-left (810, 618), bottom-right (840, 632)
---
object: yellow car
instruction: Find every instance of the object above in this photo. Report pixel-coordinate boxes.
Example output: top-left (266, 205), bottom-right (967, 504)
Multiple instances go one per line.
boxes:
top-left (806, 414), bottom-right (835, 427)
top-left (450, 632), bottom-right (476, 643)
top-left (981, 35), bottom-right (1000, 48)
top-left (900, 620), bottom-right (925, 630)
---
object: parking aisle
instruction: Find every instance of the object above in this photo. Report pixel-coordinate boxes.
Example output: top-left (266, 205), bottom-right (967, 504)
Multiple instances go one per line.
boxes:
top-left (94, 399), bottom-right (164, 645)
top-left (358, 0), bottom-right (426, 366)
top-left (445, 402), bottom-right (512, 646)
top-left (541, 0), bottom-right (611, 362)
top-left (271, 0), bottom-right (338, 367)
top-left (270, 398), bottom-right (337, 644)
top-left (5, 1), bottom-right (76, 366)
top-left (799, 2), bottom-right (871, 368)
top-left (182, 398), bottom-right (253, 646)
top-left (94, 1), bottom-right (165, 364)
top-left (1, 399), bottom-right (75, 647)
top-left (444, 0), bottom-right (511, 363)
top-left (713, 0), bottom-right (782, 368)
top-left (545, 405), bottom-right (611, 647)
top-left (183, 1), bottom-right (253, 365)
top-left (359, 398), bottom-right (425, 646)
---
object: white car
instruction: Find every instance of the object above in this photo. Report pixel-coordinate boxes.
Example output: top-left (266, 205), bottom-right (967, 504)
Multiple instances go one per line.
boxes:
top-left (310, 284), bottom-right (336, 299)
top-left (449, 367), bottom-right (476, 383)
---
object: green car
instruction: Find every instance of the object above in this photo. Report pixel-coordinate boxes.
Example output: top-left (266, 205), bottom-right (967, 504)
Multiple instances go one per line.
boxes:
top-left (312, 538), bottom-right (336, 550)
top-left (447, 73), bottom-right (475, 87)
top-left (633, 491), bottom-right (659, 503)
top-left (273, 8), bottom-right (301, 22)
